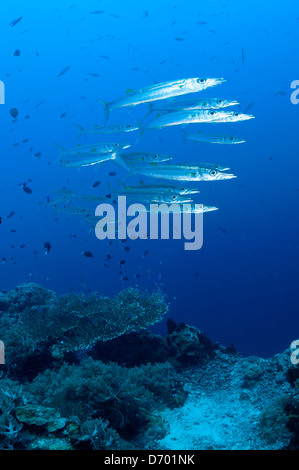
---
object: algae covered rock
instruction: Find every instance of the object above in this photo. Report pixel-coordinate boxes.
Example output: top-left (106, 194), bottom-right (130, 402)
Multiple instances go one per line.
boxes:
top-left (166, 319), bottom-right (215, 365)
top-left (241, 361), bottom-right (264, 388)
top-left (15, 405), bottom-right (66, 432)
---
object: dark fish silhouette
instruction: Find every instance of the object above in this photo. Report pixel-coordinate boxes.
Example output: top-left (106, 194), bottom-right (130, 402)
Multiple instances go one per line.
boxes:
top-left (10, 17), bottom-right (23, 28)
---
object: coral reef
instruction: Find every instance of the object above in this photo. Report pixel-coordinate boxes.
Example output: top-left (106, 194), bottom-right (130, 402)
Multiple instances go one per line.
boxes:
top-left (0, 283), bottom-right (168, 380)
top-left (0, 283), bottom-right (299, 450)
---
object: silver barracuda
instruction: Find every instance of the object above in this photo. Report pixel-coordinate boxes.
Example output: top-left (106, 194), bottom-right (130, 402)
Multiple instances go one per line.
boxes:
top-left (116, 151), bottom-right (173, 169)
top-left (55, 141), bottom-right (130, 156)
top-left (98, 77), bottom-right (226, 123)
top-left (73, 123), bottom-right (140, 136)
top-left (114, 182), bottom-right (200, 196)
top-left (183, 131), bottom-right (245, 144)
top-left (140, 203), bottom-right (218, 214)
top-left (131, 163), bottom-right (236, 181)
top-left (145, 97), bottom-right (239, 116)
top-left (145, 109), bottom-right (254, 130)
top-left (124, 193), bottom-right (193, 204)
top-left (57, 151), bottom-right (117, 168)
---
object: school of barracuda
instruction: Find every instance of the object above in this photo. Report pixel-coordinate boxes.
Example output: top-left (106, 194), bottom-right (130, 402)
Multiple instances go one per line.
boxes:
top-left (53, 77), bottom-right (254, 225)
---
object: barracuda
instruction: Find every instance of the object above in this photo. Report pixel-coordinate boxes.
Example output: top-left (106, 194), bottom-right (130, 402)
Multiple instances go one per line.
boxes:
top-left (98, 77), bottom-right (226, 123)
top-left (145, 109), bottom-right (254, 130)
top-left (132, 163), bottom-right (236, 181)
top-left (73, 122), bottom-right (140, 136)
top-left (183, 131), bottom-right (245, 144)
top-left (145, 97), bottom-right (239, 116)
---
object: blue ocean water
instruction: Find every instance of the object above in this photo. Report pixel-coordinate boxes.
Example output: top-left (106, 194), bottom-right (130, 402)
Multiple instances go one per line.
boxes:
top-left (0, 0), bottom-right (298, 358)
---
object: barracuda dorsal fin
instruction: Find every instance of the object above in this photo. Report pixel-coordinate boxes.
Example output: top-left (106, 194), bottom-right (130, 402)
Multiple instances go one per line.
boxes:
top-left (53, 143), bottom-right (66, 153)
top-left (98, 99), bottom-right (110, 125)
top-left (126, 88), bottom-right (135, 93)
top-left (73, 123), bottom-right (85, 137)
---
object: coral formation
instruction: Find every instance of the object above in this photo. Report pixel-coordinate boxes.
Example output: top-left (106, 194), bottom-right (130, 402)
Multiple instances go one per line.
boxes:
top-left (0, 283), bottom-right (299, 450)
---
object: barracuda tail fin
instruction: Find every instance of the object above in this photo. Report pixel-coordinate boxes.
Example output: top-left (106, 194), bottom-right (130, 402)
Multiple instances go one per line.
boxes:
top-left (142, 103), bottom-right (154, 119)
top-left (135, 120), bottom-right (145, 144)
top-left (73, 123), bottom-right (85, 137)
top-left (98, 99), bottom-right (110, 125)
top-left (105, 181), bottom-right (119, 199)
top-left (181, 128), bottom-right (188, 143)
top-left (113, 154), bottom-right (134, 170)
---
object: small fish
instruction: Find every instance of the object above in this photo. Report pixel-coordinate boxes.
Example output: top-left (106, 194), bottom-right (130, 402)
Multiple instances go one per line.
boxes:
top-left (44, 241), bottom-right (52, 254)
top-left (35, 100), bottom-right (46, 109)
top-left (242, 46), bottom-right (246, 65)
top-left (82, 251), bottom-right (94, 258)
top-left (13, 49), bottom-right (21, 56)
top-left (98, 77), bottom-right (226, 123)
top-left (175, 37), bottom-right (184, 41)
top-left (22, 183), bottom-right (32, 194)
top-left (92, 180), bottom-right (101, 188)
top-left (10, 17), bottom-right (22, 28)
top-left (10, 108), bottom-right (19, 118)
top-left (243, 102), bottom-right (255, 113)
top-left (58, 66), bottom-right (71, 79)
top-left (274, 91), bottom-right (287, 97)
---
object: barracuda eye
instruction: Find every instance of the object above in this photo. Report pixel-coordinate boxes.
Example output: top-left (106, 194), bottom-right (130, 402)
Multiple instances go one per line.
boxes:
top-left (153, 154), bottom-right (159, 159)
top-left (230, 137), bottom-right (234, 141)
top-left (234, 113), bottom-right (239, 117)
top-left (171, 195), bottom-right (177, 200)
top-left (210, 111), bottom-right (215, 116)
top-left (209, 169), bottom-right (217, 177)
top-left (217, 99), bottom-right (223, 104)
top-left (197, 78), bottom-right (205, 83)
